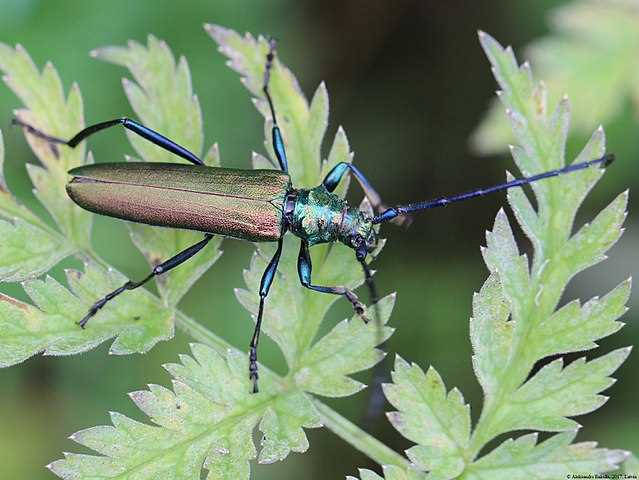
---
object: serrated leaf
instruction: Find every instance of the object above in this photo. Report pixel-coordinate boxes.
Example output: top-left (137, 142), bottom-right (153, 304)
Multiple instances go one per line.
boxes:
top-left (472, 1), bottom-right (639, 154)
top-left (0, 262), bottom-right (173, 366)
top-left (0, 131), bottom-right (73, 281)
top-left (295, 294), bottom-right (395, 397)
top-left (470, 274), bottom-right (513, 396)
top-left (383, 356), bottom-right (470, 480)
top-left (0, 29), bottom-right (405, 480)
top-left (498, 348), bottom-right (631, 433)
top-left (0, 218), bottom-right (73, 281)
top-left (348, 465), bottom-right (424, 480)
top-left (93, 36), bottom-right (223, 307)
top-left (258, 389), bottom-right (321, 463)
top-left (481, 209), bottom-right (531, 322)
top-left (0, 43), bottom-right (91, 247)
top-left (206, 24), bottom-right (324, 188)
top-left (462, 31), bottom-right (630, 470)
top-left (366, 32), bottom-right (631, 479)
top-left (461, 431), bottom-right (628, 479)
top-left (530, 279), bottom-right (629, 359)
top-left (48, 344), bottom-right (320, 480)
top-left (93, 36), bottom-right (204, 165)
top-left (562, 190), bottom-right (628, 279)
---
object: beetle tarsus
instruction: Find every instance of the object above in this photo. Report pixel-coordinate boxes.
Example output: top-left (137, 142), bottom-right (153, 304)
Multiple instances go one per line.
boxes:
top-left (12, 118), bottom-right (68, 145)
top-left (77, 280), bottom-right (134, 328)
top-left (78, 315), bottom-right (90, 329)
top-left (249, 346), bottom-right (259, 393)
top-left (345, 290), bottom-right (369, 323)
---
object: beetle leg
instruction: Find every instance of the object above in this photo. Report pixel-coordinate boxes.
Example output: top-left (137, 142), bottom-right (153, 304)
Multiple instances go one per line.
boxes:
top-left (261, 37), bottom-right (288, 173)
top-left (297, 240), bottom-right (368, 322)
top-left (249, 237), bottom-right (284, 393)
top-left (12, 117), bottom-right (204, 166)
top-left (358, 256), bottom-right (389, 428)
top-left (322, 161), bottom-right (412, 227)
top-left (78, 234), bottom-right (213, 328)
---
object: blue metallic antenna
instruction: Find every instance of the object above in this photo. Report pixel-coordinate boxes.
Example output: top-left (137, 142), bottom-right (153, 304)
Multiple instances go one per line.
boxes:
top-left (373, 154), bottom-right (615, 224)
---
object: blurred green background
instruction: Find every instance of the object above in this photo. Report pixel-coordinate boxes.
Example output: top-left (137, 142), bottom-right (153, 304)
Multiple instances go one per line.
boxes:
top-left (0, 1), bottom-right (636, 478)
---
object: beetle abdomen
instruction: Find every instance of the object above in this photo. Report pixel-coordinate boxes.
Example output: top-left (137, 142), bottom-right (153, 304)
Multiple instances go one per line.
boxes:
top-left (66, 163), bottom-right (290, 241)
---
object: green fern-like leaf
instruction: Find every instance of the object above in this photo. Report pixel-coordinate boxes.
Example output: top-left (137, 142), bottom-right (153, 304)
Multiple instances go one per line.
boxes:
top-left (472, 0), bottom-right (639, 154)
top-left (0, 263), bottom-right (173, 365)
top-left (0, 38), bottom-right (219, 358)
top-left (0, 26), bottom-right (397, 478)
top-left (352, 31), bottom-right (630, 480)
top-left (348, 466), bottom-right (423, 480)
top-left (48, 344), bottom-right (312, 479)
top-left (92, 36), bottom-right (223, 308)
top-left (0, 131), bottom-right (73, 280)
top-left (463, 431), bottom-right (627, 479)
top-left (383, 357), bottom-right (470, 479)
top-left (0, 43), bottom-right (91, 247)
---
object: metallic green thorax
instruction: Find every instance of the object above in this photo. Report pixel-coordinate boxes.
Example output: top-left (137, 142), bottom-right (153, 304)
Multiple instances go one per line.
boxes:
top-left (288, 184), bottom-right (373, 247)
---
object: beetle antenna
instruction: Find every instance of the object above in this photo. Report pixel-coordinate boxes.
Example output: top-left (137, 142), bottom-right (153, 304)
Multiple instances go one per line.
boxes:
top-left (372, 154), bottom-right (615, 224)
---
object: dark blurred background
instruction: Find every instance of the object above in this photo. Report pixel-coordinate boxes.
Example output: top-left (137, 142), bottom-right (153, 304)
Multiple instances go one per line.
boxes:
top-left (0, 1), bottom-right (636, 478)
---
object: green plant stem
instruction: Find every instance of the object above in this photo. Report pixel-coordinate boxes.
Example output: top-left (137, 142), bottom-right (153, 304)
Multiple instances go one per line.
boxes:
top-left (175, 309), bottom-right (412, 470)
top-left (312, 400), bottom-right (412, 470)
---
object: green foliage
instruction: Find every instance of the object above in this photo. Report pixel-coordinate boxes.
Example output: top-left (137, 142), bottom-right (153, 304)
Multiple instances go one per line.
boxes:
top-left (48, 345), bottom-right (315, 479)
top-left (0, 39), bottom-right (211, 359)
top-left (93, 37), bottom-right (223, 308)
top-left (0, 27), bottom-right (395, 478)
top-left (352, 32), bottom-right (630, 480)
top-left (0, 132), bottom-right (73, 281)
top-left (0, 43), bottom-right (91, 247)
top-left (472, 0), bottom-right (639, 154)
top-left (348, 466), bottom-right (423, 480)
top-left (0, 24), bottom-right (631, 479)
top-left (0, 263), bottom-right (173, 365)
top-left (383, 357), bottom-right (470, 478)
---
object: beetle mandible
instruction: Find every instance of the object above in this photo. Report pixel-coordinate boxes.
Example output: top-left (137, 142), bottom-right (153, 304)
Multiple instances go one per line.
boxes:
top-left (14, 38), bottom-right (614, 393)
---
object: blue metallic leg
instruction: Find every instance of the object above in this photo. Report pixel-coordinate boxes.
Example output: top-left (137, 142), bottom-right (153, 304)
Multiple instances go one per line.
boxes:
top-left (12, 117), bottom-right (203, 166)
top-left (249, 237), bottom-right (284, 393)
top-left (78, 234), bottom-right (213, 328)
top-left (262, 38), bottom-right (289, 173)
top-left (297, 240), bottom-right (368, 321)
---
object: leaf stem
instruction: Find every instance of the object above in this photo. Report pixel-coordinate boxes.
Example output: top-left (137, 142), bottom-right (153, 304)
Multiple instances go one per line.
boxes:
top-left (313, 400), bottom-right (413, 470)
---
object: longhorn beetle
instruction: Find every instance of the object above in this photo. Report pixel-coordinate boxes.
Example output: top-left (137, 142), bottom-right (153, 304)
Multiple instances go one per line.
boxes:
top-left (13, 38), bottom-right (614, 393)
